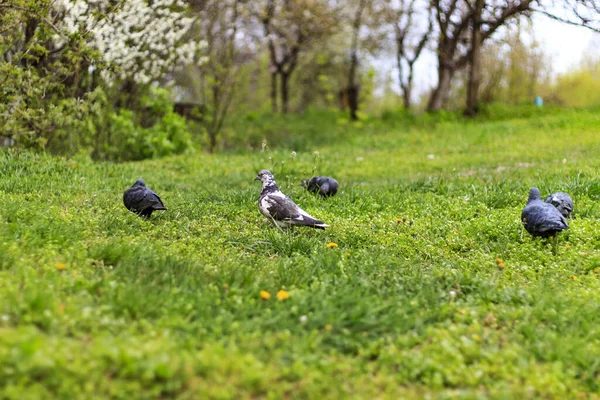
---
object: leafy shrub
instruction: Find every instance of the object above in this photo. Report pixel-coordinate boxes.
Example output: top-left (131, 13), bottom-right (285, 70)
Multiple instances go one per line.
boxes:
top-left (104, 87), bottom-right (192, 161)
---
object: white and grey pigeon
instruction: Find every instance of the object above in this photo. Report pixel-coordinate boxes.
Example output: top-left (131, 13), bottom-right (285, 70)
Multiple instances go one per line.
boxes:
top-left (255, 170), bottom-right (329, 230)
top-left (544, 191), bottom-right (574, 218)
top-left (301, 176), bottom-right (339, 197)
top-left (123, 179), bottom-right (167, 218)
top-left (521, 187), bottom-right (569, 238)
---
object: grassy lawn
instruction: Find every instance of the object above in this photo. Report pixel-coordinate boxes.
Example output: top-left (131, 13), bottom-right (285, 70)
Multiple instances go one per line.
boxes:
top-left (3, 108), bottom-right (600, 398)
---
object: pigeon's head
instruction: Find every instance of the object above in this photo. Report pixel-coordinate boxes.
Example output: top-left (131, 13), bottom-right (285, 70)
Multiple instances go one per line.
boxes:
top-left (134, 179), bottom-right (146, 187)
top-left (300, 178), bottom-right (309, 188)
top-left (528, 187), bottom-right (541, 203)
top-left (255, 169), bottom-right (275, 184)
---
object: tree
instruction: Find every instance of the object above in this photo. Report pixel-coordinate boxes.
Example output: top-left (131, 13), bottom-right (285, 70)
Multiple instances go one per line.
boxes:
top-left (0, 0), bottom-right (100, 149)
top-left (260, 0), bottom-right (336, 113)
top-left (346, 0), bottom-right (369, 120)
top-left (384, 0), bottom-right (433, 109)
top-left (533, 0), bottom-right (600, 31)
top-left (427, 0), bottom-right (534, 113)
top-left (57, 0), bottom-right (204, 110)
top-left (0, 0), bottom-right (203, 157)
top-left (183, 0), bottom-right (248, 152)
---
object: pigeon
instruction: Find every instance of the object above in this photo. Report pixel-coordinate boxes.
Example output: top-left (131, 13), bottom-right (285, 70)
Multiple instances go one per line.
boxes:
top-left (255, 170), bottom-right (329, 230)
top-left (301, 176), bottom-right (339, 197)
top-left (123, 179), bottom-right (167, 218)
top-left (521, 187), bottom-right (569, 238)
top-left (544, 192), bottom-right (573, 218)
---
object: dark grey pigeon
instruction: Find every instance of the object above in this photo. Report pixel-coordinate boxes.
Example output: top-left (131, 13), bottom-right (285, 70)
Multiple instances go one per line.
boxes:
top-left (544, 192), bottom-right (574, 218)
top-left (255, 170), bottom-right (329, 230)
top-left (301, 176), bottom-right (339, 197)
top-left (123, 179), bottom-right (167, 218)
top-left (521, 187), bottom-right (569, 238)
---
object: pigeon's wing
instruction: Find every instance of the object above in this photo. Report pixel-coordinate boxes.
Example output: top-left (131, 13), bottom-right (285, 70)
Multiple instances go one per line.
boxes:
top-left (264, 194), bottom-right (326, 227)
top-left (262, 194), bottom-right (301, 220)
top-left (306, 177), bottom-right (320, 192)
top-left (325, 178), bottom-right (338, 195)
top-left (146, 189), bottom-right (167, 210)
top-left (319, 182), bottom-right (330, 196)
top-left (329, 179), bottom-right (339, 192)
top-left (125, 187), bottom-right (166, 212)
top-left (523, 203), bottom-right (568, 234)
top-left (123, 187), bottom-right (148, 212)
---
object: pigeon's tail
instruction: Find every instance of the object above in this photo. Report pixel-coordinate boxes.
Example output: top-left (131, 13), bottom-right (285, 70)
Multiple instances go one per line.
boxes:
top-left (153, 205), bottom-right (167, 210)
top-left (294, 213), bottom-right (329, 229)
top-left (311, 222), bottom-right (329, 230)
top-left (305, 216), bottom-right (329, 229)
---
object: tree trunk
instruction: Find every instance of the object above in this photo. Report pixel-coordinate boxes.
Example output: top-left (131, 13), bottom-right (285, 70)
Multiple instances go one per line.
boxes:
top-left (208, 84), bottom-right (219, 153)
top-left (270, 72), bottom-right (277, 113)
top-left (348, 86), bottom-right (359, 120)
top-left (465, 0), bottom-right (484, 116)
top-left (402, 65), bottom-right (415, 109)
top-left (427, 64), bottom-right (454, 112)
top-left (347, 0), bottom-right (366, 121)
top-left (347, 49), bottom-right (359, 120)
top-left (280, 72), bottom-right (289, 114)
top-left (402, 84), bottom-right (411, 109)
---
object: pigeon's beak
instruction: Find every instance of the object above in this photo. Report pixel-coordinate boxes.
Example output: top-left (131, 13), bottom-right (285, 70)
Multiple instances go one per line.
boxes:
top-left (254, 175), bottom-right (261, 181)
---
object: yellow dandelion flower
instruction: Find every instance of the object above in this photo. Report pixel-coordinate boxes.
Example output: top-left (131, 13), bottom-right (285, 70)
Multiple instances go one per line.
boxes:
top-left (325, 324), bottom-right (333, 332)
top-left (56, 263), bottom-right (67, 271)
top-left (572, 275), bottom-right (577, 280)
top-left (594, 269), bottom-right (599, 274)
top-left (327, 242), bottom-right (338, 248)
top-left (496, 258), bottom-right (505, 269)
top-left (260, 290), bottom-right (271, 300)
top-left (276, 290), bottom-right (289, 300)
top-left (395, 218), bottom-right (402, 223)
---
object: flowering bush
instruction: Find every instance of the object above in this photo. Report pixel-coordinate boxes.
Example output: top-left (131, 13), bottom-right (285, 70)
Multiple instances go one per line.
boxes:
top-left (55, 0), bottom-right (206, 85)
top-left (0, 0), bottom-right (202, 160)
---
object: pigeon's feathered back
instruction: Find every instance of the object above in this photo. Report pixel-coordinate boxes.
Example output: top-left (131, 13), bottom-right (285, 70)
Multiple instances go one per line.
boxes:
top-left (255, 170), bottom-right (329, 229)
top-left (123, 179), bottom-right (167, 218)
top-left (301, 176), bottom-right (339, 197)
top-left (544, 192), bottom-right (573, 218)
top-left (521, 187), bottom-right (569, 237)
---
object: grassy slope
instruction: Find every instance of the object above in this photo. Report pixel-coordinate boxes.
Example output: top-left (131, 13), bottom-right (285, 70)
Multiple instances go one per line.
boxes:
top-left (2, 109), bottom-right (600, 399)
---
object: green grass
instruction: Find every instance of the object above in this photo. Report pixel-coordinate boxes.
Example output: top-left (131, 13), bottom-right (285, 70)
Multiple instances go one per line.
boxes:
top-left (3, 108), bottom-right (600, 399)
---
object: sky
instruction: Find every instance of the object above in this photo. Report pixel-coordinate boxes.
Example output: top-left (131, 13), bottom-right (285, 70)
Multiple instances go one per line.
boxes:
top-left (533, 13), bottom-right (597, 75)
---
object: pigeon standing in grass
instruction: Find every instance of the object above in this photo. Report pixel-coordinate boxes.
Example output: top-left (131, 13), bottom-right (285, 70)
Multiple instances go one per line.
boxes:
top-left (301, 176), bottom-right (339, 197)
top-left (123, 179), bottom-right (167, 218)
top-left (522, 187), bottom-right (568, 251)
top-left (255, 170), bottom-right (329, 230)
top-left (545, 192), bottom-right (574, 218)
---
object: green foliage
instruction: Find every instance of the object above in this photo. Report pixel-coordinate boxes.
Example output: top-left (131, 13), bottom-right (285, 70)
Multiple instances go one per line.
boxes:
top-left (548, 69), bottom-right (600, 108)
top-left (0, 1), bottom-right (102, 152)
top-left (2, 110), bottom-right (600, 397)
top-left (0, 2), bottom-right (193, 162)
top-left (103, 87), bottom-right (193, 161)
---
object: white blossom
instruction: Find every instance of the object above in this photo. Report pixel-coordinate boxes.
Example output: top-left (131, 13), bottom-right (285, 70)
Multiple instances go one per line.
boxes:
top-left (54, 0), bottom-right (206, 85)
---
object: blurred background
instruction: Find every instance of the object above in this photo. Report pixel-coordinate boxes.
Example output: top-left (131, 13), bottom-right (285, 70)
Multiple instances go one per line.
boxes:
top-left (1, 0), bottom-right (600, 159)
